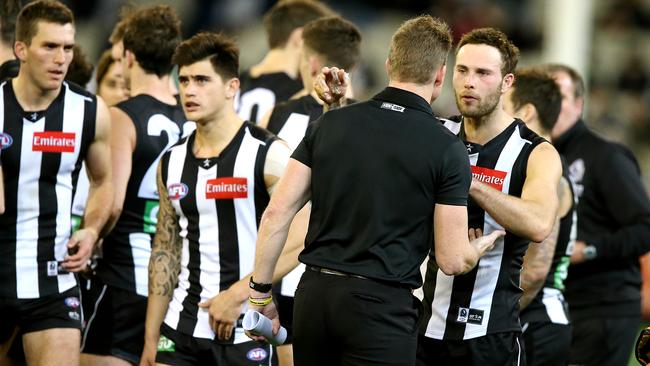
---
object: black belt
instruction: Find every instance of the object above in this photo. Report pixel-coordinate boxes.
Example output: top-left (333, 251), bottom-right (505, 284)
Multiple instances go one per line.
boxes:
top-left (306, 265), bottom-right (369, 280)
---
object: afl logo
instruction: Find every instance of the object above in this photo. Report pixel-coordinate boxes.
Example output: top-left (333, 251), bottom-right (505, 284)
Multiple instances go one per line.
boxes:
top-left (64, 297), bottom-right (80, 309)
top-left (0, 133), bottom-right (13, 149)
top-left (168, 183), bottom-right (188, 200)
top-left (246, 347), bottom-right (268, 361)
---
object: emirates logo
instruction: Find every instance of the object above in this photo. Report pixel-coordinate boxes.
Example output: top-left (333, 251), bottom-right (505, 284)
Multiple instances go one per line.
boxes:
top-left (471, 166), bottom-right (507, 191)
top-left (205, 177), bottom-right (248, 199)
top-left (32, 131), bottom-right (76, 153)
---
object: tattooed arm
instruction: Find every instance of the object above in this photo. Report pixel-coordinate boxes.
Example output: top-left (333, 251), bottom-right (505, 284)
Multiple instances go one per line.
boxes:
top-left (141, 162), bottom-right (181, 366)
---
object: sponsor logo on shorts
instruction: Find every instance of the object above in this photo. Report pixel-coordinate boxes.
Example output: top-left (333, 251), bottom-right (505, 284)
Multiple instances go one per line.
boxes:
top-left (205, 177), bottom-right (248, 199)
top-left (167, 183), bottom-right (189, 200)
top-left (0, 133), bottom-right (13, 150)
top-left (157, 335), bottom-right (175, 352)
top-left (64, 296), bottom-right (80, 309)
top-left (471, 166), bottom-right (507, 191)
top-left (246, 347), bottom-right (268, 361)
top-left (68, 311), bottom-right (80, 321)
top-left (456, 307), bottom-right (484, 325)
top-left (32, 131), bottom-right (76, 153)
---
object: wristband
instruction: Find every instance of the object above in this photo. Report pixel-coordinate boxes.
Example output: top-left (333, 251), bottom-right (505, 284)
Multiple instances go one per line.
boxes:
top-left (249, 277), bottom-right (272, 293)
top-left (248, 296), bottom-right (273, 307)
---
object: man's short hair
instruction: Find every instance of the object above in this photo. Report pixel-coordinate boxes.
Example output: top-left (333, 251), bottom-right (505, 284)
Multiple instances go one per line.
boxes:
top-left (535, 63), bottom-right (586, 99)
top-left (65, 44), bottom-right (93, 87)
top-left (122, 5), bottom-right (181, 77)
top-left (511, 68), bottom-right (562, 133)
top-left (263, 0), bottom-right (333, 49)
top-left (15, 0), bottom-right (74, 45)
top-left (457, 27), bottom-right (519, 77)
top-left (388, 15), bottom-right (452, 84)
top-left (302, 16), bottom-right (361, 71)
top-left (0, 0), bottom-right (21, 47)
top-left (172, 32), bottom-right (239, 80)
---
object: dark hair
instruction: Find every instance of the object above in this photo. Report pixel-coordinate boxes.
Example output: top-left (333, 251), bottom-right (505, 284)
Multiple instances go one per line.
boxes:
top-left (388, 15), bottom-right (452, 84)
top-left (122, 5), bottom-right (181, 77)
top-left (457, 27), bottom-right (519, 77)
top-left (173, 32), bottom-right (239, 80)
top-left (95, 49), bottom-right (115, 86)
top-left (511, 68), bottom-right (562, 133)
top-left (0, 0), bottom-right (21, 46)
top-left (263, 0), bottom-right (333, 49)
top-left (535, 63), bottom-right (585, 99)
top-left (302, 16), bottom-right (361, 71)
top-left (16, 0), bottom-right (74, 45)
top-left (64, 44), bottom-right (93, 87)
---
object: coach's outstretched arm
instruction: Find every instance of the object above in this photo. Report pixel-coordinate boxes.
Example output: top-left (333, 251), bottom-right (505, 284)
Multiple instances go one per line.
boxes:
top-left (140, 164), bottom-right (182, 366)
top-left (63, 97), bottom-right (113, 272)
top-left (470, 142), bottom-right (562, 243)
top-left (246, 158), bottom-right (312, 340)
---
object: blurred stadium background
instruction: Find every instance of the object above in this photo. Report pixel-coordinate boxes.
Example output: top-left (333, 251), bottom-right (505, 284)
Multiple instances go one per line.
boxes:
top-left (64, 0), bottom-right (650, 185)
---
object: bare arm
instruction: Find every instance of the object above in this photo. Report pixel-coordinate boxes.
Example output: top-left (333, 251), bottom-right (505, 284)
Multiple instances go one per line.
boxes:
top-left (519, 218), bottom-right (560, 309)
top-left (101, 106), bottom-right (136, 236)
top-left (434, 203), bottom-right (504, 275)
top-left (142, 163), bottom-right (181, 363)
top-left (63, 96), bottom-right (113, 272)
top-left (469, 142), bottom-right (562, 243)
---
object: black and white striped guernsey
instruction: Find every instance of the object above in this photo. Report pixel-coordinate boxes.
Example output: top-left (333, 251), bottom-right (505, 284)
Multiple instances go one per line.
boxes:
top-left (0, 81), bottom-right (96, 299)
top-left (421, 117), bottom-right (545, 340)
top-left (160, 122), bottom-right (276, 342)
top-left (267, 95), bottom-right (322, 151)
top-left (236, 71), bottom-right (303, 124)
top-left (96, 95), bottom-right (193, 296)
top-left (520, 159), bottom-right (577, 325)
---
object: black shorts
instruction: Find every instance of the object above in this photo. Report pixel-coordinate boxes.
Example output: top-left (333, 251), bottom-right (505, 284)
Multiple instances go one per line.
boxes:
top-left (0, 286), bottom-right (82, 336)
top-left (80, 277), bottom-right (147, 364)
top-left (416, 332), bottom-right (525, 366)
top-left (521, 321), bottom-right (570, 366)
top-left (156, 324), bottom-right (272, 366)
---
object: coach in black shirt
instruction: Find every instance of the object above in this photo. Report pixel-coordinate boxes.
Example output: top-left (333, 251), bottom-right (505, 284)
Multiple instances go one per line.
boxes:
top-left (246, 16), bottom-right (502, 366)
top-left (542, 63), bottom-right (650, 366)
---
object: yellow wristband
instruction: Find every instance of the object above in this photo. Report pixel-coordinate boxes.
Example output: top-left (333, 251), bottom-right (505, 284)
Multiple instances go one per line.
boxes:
top-left (248, 296), bottom-right (273, 306)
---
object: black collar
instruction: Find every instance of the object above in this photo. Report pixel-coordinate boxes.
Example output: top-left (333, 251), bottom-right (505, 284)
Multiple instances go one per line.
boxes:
top-left (372, 87), bottom-right (433, 115)
top-left (553, 119), bottom-right (587, 152)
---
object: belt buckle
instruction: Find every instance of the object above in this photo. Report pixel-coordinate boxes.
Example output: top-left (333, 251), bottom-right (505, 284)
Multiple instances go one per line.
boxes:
top-left (320, 268), bottom-right (346, 277)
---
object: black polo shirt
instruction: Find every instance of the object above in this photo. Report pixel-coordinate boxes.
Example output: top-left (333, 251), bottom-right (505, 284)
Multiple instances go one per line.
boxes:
top-left (291, 87), bottom-right (471, 288)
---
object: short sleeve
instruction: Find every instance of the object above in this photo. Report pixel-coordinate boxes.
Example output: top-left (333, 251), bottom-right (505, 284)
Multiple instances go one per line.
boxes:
top-left (290, 117), bottom-right (321, 167)
top-left (435, 139), bottom-right (471, 206)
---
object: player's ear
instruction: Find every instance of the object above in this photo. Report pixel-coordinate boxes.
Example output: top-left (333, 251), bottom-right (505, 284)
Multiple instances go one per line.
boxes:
top-left (14, 41), bottom-right (27, 62)
top-left (225, 77), bottom-right (240, 99)
top-left (124, 50), bottom-right (135, 69)
top-left (520, 103), bottom-right (537, 123)
top-left (288, 27), bottom-right (304, 49)
top-left (502, 72), bottom-right (515, 93)
top-left (434, 64), bottom-right (447, 87)
top-left (309, 55), bottom-right (321, 77)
